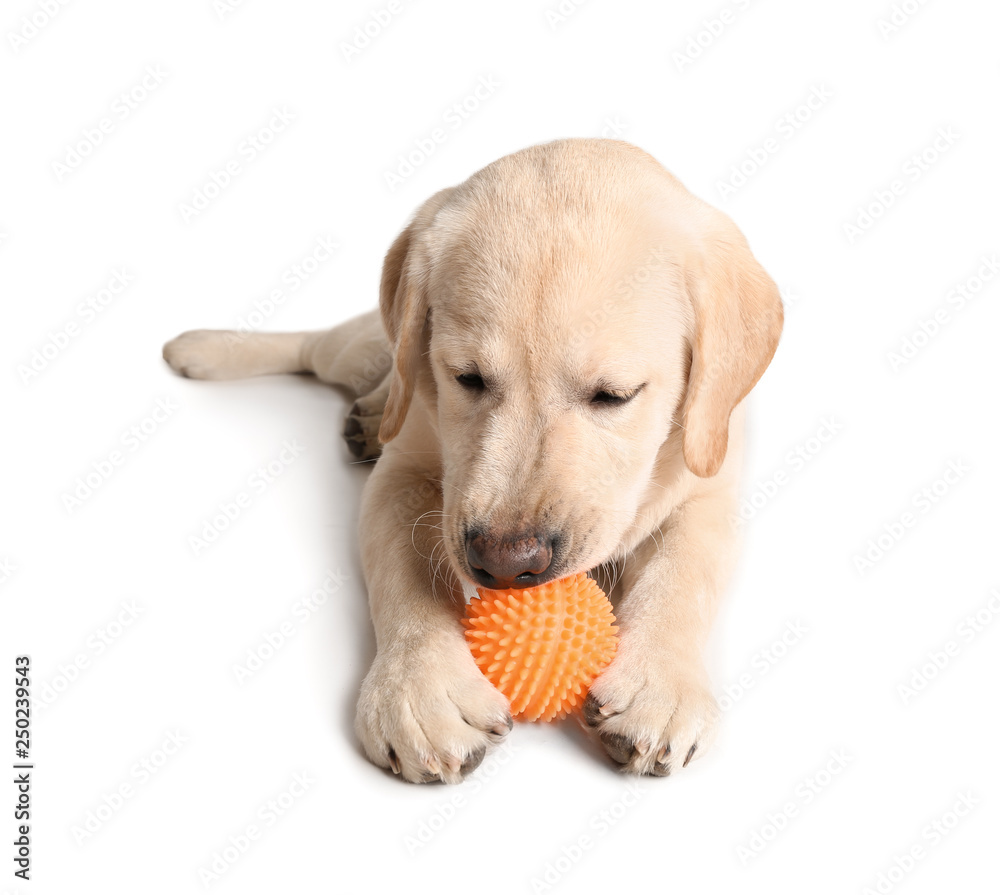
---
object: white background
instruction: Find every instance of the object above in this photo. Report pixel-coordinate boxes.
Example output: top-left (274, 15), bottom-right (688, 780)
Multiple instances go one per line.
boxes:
top-left (2, 0), bottom-right (999, 892)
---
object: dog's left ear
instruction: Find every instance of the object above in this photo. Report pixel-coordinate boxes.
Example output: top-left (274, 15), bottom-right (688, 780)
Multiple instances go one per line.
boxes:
top-left (680, 217), bottom-right (783, 478)
top-left (378, 188), bottom-right (455, 443)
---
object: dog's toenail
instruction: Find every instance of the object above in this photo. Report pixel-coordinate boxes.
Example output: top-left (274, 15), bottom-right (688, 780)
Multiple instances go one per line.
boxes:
top-left (600, 732), bottom-right (634, 765)
top-left (461, 746), bottom-right (487, 775)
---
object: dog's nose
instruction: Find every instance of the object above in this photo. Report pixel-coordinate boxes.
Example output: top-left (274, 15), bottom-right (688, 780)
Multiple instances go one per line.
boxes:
top-left (465, 530), bottom-right (554, 590)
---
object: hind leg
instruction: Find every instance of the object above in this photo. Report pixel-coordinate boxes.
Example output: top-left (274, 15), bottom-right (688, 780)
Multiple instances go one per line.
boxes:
top-left (163, 311), bottom-right (390, 389)
top-left (163, 311), bottom-right (392, 457)
top-left (162, 330), bottom-right (315, 380)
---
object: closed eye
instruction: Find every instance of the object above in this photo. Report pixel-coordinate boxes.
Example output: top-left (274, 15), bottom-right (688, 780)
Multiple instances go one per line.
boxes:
top-left (455, 371), bottom-right (486, 391)
top-left (590, 385), bottom-right (644, 407)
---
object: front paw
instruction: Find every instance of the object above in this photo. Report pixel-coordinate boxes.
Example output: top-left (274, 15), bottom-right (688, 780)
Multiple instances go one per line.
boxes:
top-left (355, 636), bottom-right (512, 784)
top-left (583, 646), bottom-right (718, 776)
top-left (342, 396), bottom-right (384, 461)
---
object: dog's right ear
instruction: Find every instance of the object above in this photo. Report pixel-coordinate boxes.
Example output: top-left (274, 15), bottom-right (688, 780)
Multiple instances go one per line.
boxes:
top-left (378, 188), bottom-right (455, 443)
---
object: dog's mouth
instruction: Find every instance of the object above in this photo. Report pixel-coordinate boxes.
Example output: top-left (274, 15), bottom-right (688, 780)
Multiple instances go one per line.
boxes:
top-left (466, 565), bottom-right (564, 592)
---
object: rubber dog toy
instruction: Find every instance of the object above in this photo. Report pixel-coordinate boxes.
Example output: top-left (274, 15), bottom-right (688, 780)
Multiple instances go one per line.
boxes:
top-left (463, 572), bottom-right (618, 722)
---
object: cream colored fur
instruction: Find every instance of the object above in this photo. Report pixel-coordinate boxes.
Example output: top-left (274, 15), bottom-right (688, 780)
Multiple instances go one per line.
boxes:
top-left (163, 139), bottom-right (782, 783)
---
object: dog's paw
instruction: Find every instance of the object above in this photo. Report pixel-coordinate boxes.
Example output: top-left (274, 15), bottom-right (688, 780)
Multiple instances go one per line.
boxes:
top-left (342, 391), bottom-right (385, 461)
top-left (355, 635), bottom-right (512, 783)
top-left (583, 646), bottom-right (718, 776)
top-left (162, 329), bottom-right (243, 380)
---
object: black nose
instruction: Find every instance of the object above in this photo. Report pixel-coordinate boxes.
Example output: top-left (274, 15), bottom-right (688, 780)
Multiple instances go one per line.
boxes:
top-left (465, 530), bottom-right (554, 590)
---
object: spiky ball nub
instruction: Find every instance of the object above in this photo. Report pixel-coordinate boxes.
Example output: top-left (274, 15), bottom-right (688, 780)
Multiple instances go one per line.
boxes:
top-left (462, 573), bottom-right (618, 722)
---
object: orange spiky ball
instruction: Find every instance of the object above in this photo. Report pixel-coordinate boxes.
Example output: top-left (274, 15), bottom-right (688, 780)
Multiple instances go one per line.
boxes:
top-left (462, 573), bottom-right (618, 722)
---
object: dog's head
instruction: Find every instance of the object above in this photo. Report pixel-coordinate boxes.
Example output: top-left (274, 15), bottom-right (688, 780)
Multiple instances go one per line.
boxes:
top-left (378, 140), bottom-right (782, 590)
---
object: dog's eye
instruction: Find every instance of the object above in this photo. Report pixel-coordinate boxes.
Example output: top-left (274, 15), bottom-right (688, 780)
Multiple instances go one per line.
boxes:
top-left (455, 372), bottom-right (486, 391)
top-left (590, 387), bottom-right (641, 407)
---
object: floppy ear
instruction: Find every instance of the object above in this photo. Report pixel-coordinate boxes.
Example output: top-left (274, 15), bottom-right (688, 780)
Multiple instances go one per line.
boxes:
top-left (680, 221), bottom-right (783, 478)
top-left (378, 188), bottom-right (455, 443)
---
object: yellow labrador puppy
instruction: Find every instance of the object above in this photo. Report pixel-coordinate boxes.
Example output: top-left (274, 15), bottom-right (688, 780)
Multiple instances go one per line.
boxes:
top-left (164, 139), bottom-right (782, 783)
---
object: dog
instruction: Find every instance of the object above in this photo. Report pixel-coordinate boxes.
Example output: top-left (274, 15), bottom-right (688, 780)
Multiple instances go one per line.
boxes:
top-left (163, 138), bottom-right (783, 783)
